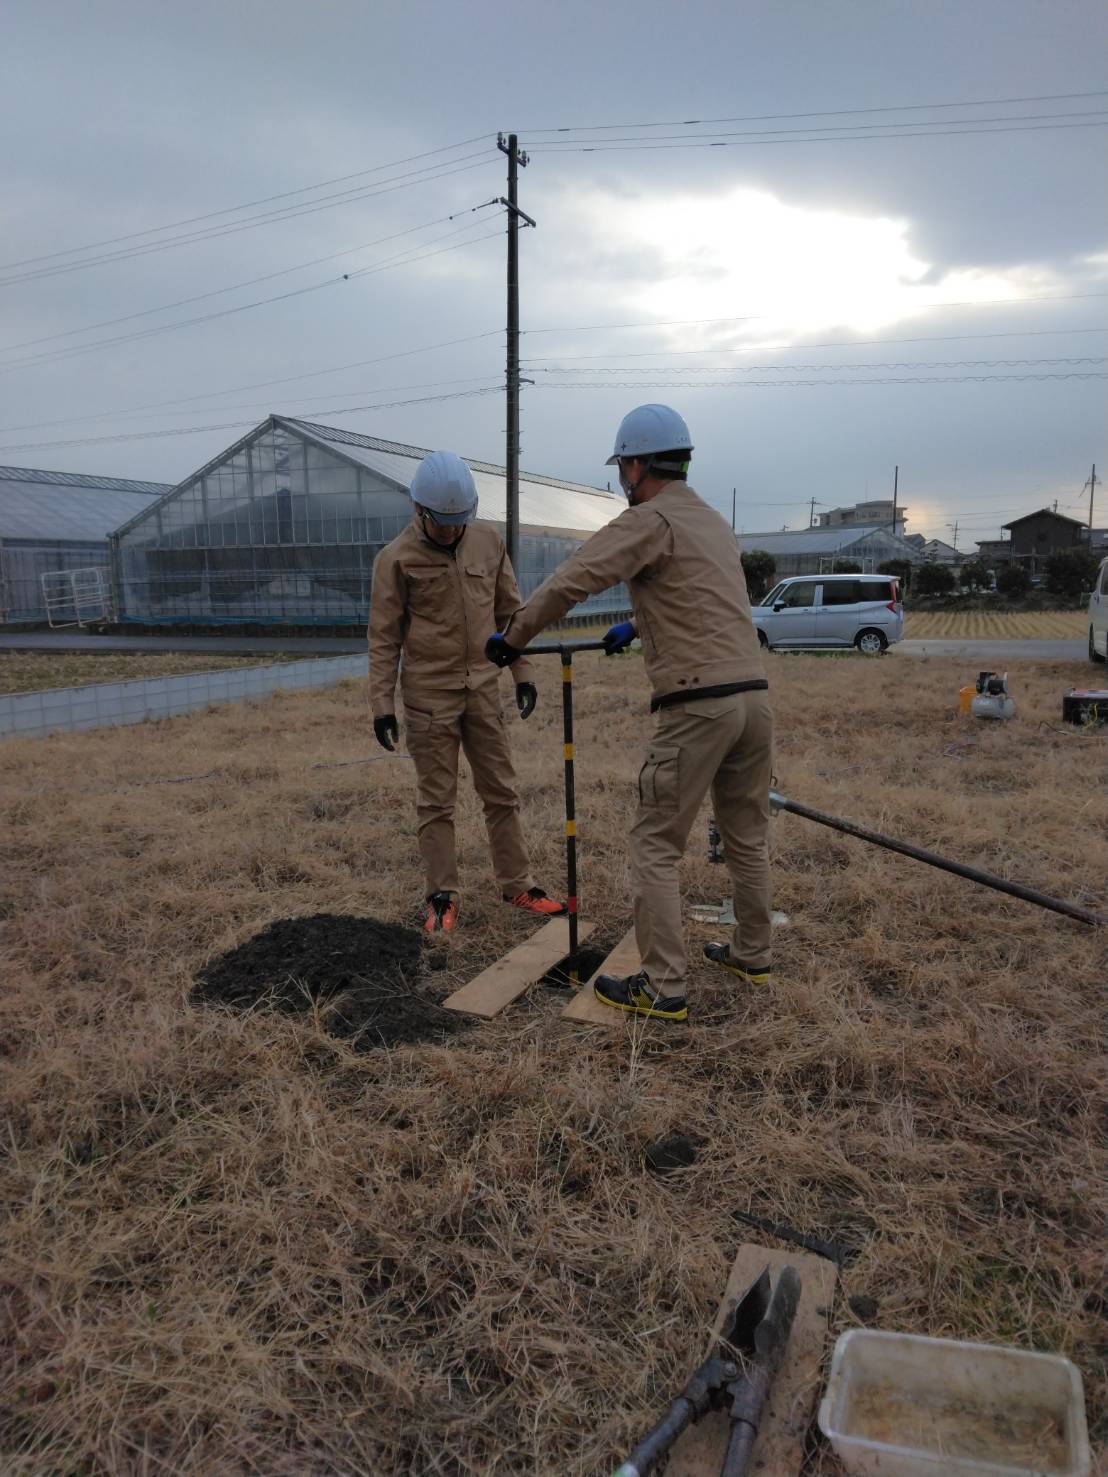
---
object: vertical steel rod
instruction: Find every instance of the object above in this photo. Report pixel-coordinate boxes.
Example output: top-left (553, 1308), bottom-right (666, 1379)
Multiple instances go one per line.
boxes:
top-left (560, 646), bottom-right (579, 973)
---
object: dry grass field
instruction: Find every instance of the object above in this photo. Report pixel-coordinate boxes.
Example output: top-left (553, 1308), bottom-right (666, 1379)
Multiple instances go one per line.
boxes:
top-left (0, 651), bottom-right (311, 696)
top-left (903, 610), bottom-right (1087, 640)
top-left (2, 652), bottom-right (1106, 1475)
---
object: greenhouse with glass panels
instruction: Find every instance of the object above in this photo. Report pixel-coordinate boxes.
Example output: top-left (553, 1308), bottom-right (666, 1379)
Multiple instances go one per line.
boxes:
top-left (0, 465), bottom-right (169, 624)
top-left (111, 416), bottom-right (626, 626)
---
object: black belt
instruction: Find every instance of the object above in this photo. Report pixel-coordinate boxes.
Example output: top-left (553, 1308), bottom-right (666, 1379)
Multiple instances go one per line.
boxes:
top-left (651, 679), bottom-right (769, 713)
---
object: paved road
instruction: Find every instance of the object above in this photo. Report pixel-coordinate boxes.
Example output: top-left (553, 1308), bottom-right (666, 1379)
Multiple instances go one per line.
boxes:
top-left (0, 632), bottom-right (365, 655)
top-left (0, 631), bottom-right (1094, 663)
top-left (896, 638), bottom-right (1087, 661)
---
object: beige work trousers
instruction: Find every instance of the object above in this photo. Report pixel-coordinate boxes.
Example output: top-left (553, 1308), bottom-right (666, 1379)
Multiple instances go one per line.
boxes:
top-left (630, 690), bottom-right (774, 995)
top-left (403, 688), bottom-right (532, 900)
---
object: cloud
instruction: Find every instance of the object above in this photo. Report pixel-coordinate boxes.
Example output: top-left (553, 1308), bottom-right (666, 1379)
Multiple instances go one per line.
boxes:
top-left (543, 182), bottom-right (1073, 350)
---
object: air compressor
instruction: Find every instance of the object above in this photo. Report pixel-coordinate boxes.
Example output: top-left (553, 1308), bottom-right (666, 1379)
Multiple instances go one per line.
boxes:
top-left (971, 670), bottom-right (1015, 721)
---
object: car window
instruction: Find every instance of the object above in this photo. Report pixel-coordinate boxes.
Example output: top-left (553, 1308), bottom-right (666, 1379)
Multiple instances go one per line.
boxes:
top-left (778, 581), bottom-right (819, 609)
top-left (761, 582), bottom-right (785, 607)
top-left (857, 580), bottom-right (891, 605)
top-left (822, 580), bottom-right (862, 606)
top-left (1100, 562), bottom-right (1108, 595)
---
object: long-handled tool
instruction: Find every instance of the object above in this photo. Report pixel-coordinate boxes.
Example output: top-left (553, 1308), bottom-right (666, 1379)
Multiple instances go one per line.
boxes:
top-left (611, 1263), bottom-right (802, 1477)
top-left (520, 640), bottom-right (606, 974)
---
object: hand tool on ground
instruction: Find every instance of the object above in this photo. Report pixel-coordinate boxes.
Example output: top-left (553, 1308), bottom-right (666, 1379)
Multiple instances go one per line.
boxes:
top-left (769, 788), bottom-right (1106, 927)
top-left (516, 640), bottom-right (606, 977)
top-left (611, 1263), bottom-right (802, 1477)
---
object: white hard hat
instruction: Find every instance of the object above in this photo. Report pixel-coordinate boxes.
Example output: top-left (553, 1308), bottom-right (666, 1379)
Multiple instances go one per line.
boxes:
top-left (606, 404), bottom-right (693, 467)
top-left (409, 450), bottom-right (479, 525)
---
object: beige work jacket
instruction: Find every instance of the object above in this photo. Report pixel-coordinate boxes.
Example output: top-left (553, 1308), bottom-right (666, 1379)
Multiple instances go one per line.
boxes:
top-left (503, 482), bottom-right (766, 705)
top-left (368, 519), bottom-right (534, 714)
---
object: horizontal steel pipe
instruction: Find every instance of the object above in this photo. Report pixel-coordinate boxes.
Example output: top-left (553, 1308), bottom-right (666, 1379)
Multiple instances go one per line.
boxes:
top-left (769, 789), bottom-right (1106, 929)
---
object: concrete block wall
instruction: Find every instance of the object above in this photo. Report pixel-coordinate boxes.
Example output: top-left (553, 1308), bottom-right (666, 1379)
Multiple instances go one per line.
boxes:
top-left (0, 655), bottom-right (370, 740)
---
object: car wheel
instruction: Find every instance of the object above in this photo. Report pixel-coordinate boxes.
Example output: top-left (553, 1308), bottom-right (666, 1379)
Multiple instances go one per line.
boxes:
top-left (1091, 628), bottom-right (1106, 664)
top-left (855, 628), bottom-right (888, 655)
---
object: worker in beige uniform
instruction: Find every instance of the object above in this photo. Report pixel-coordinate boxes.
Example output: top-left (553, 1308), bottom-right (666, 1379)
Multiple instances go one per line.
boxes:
top-left (486, 406), bottom-right (772, 1021)
top-left (369, 450), bottom-right (566, 933)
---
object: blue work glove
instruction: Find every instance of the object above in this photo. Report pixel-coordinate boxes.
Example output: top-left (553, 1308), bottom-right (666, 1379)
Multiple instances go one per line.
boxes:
top-left (373, 714), bottom-right (399, 751)
top-left (602, 619), bottom-right (636, 655)
top-left (485, 632), bottom-right (522, 668)
top-left (516, 682), bottom-right (537, 720)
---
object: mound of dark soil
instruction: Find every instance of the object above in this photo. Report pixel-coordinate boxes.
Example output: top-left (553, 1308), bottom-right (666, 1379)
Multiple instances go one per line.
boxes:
top-left (326, 978), bottom-right (469, 1051)
top-left (194, 913), bottom-right (411, 1002)
top-left (193, 913), bottom-right (466, 1049)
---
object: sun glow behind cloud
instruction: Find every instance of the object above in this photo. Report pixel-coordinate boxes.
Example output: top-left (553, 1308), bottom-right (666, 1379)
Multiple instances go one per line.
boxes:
top-left (561, 185), bottom-right (1066, 349)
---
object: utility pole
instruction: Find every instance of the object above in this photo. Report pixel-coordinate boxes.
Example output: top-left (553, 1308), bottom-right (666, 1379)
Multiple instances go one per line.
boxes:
top-left (891, 465), bottom-right (899, 536)
top-left (948, 520), bottom-right (959, 552)
top-left (497, 133), bottom-right (535, 572)
top-left (1088, 463), bottom-right (1098, 535)
top-left (731, 487), bottom-right (736, 530)
top-left (808, 497), bottom-right (820, 527)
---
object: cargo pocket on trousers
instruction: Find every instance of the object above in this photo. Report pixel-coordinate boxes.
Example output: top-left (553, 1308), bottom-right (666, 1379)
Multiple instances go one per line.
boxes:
top-left (637, 743), bottom-right (680, 812)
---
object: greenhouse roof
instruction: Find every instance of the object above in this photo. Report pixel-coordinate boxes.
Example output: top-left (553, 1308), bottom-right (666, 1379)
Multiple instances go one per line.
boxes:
top-left (0, 465), bottom-right (170, 542)
top-left (737, 524), bottom-right (918, 556)
top-left (281, 417), bottom-right (622, 535)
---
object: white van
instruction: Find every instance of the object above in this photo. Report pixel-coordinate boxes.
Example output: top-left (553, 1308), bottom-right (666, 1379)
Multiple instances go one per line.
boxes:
top-left (1089, 557), bottom-right (1108, 664)
top-left (754, 574), bottom-right (904, 654)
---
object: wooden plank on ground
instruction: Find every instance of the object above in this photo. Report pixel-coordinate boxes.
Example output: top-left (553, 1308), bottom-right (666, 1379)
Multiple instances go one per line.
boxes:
top-left (443, 917), bottom-right (595, 1019)
top-left (665, 1244), bottom-right (837, 1477)
top-left (560, 926), bottom-right (639, 1024)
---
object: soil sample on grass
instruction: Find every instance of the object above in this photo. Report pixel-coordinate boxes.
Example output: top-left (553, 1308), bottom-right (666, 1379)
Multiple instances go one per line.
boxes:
top-left (193, 913), bottom-right (466, 1048)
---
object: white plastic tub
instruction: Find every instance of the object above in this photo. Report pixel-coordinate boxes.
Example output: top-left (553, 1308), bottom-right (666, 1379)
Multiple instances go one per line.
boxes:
top-left (818, 1329), bottom-right (1090, 1477)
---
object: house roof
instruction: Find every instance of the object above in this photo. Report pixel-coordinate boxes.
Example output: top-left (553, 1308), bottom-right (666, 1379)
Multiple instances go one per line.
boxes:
top-left (0, 465), bottom-right (171, 542)
top-left (737, 523), bottom-right (919, 557)
top-left (1003, 507), bottom-right (1086, 531)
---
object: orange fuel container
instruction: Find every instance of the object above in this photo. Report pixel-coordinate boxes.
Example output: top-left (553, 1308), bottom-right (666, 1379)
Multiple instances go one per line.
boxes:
top-left (958, 685), bottom-right (975, 715)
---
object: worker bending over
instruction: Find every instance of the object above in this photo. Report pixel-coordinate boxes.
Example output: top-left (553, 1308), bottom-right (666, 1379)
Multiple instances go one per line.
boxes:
top-left (487, 406), bottom-right (772, 1020)
top-left (370, 450), bottom-right (566, 932)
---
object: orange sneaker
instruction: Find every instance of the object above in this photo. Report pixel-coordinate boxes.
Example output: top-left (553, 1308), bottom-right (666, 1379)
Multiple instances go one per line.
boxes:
top-left (504, 886), bottom-right (567, 917)
top-left (424, 892), bottom-right (458, 932)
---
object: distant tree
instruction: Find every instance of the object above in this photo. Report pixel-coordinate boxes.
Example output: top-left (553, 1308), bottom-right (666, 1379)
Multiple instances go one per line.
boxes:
top-left (878, 559), bottom-right (912, 591)
top-left (831, 560), bottom-right (862, 573)
top-left (913, 562), bottom-right (956, 597)
top-left (1045, 548), bottom-right (1100, 600)
top-left (741, 548), bottom-right (776, 600)
top-left (959, 558), bottom-right (992, 592)
top-left (996, 563), bottom-right (1032, 597)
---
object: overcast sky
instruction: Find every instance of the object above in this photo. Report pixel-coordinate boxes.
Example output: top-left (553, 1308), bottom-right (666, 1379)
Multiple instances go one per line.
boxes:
top-left (2, 0), bottom-right (1106, 546)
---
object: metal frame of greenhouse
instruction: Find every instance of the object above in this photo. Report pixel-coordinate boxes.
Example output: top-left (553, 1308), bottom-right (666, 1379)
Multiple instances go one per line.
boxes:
top-left (110, 416), bottom-right (628, 627)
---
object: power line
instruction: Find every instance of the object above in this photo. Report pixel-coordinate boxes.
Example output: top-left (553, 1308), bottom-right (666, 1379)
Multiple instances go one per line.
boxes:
top-left (535, 372), bottom-right (1108, 387)
top-left (531, 356), bottom-right (1107, 375)
top-left (0, 154), bottom-right (496, 288)
top-left (0, 385), bottom-right (507, 456)
top-left (0, 134), bottom-right (491, 273)
top-left (0, 222), bottom-right (506, 375)
top-left (525, 120), bottom-right (1108, 153)
top-left (0, 206), bottom-right (499, 355)
top-left (522, 108), bottom-right (1108, 148)
top-left (522, 88), bottom-right (1108, 133)
top-left (0, 329), bottom-right (506, 435)
top-left (520, 294), bottom-right (1108, 338)
top-left (524, 326), bottom-right (1108, 363)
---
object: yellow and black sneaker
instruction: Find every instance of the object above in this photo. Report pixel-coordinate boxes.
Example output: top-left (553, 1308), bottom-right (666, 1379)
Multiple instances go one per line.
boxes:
top-left (703, 942), bottom-right (770, 985)
top-left (593, 970), bottom-right (688, 1021)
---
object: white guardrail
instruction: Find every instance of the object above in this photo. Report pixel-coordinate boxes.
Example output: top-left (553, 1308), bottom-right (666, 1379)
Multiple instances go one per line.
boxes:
top-left (0, 655), bottom-right (369, 740)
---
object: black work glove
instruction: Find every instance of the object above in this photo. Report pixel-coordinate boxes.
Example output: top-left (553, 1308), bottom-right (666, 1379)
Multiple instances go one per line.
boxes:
top-left (485, 632), bottom-right (523, 668)
top-left (373, 714), bottom-right (399, 751)
top-left (516, 682), bottom-right (537, 720)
